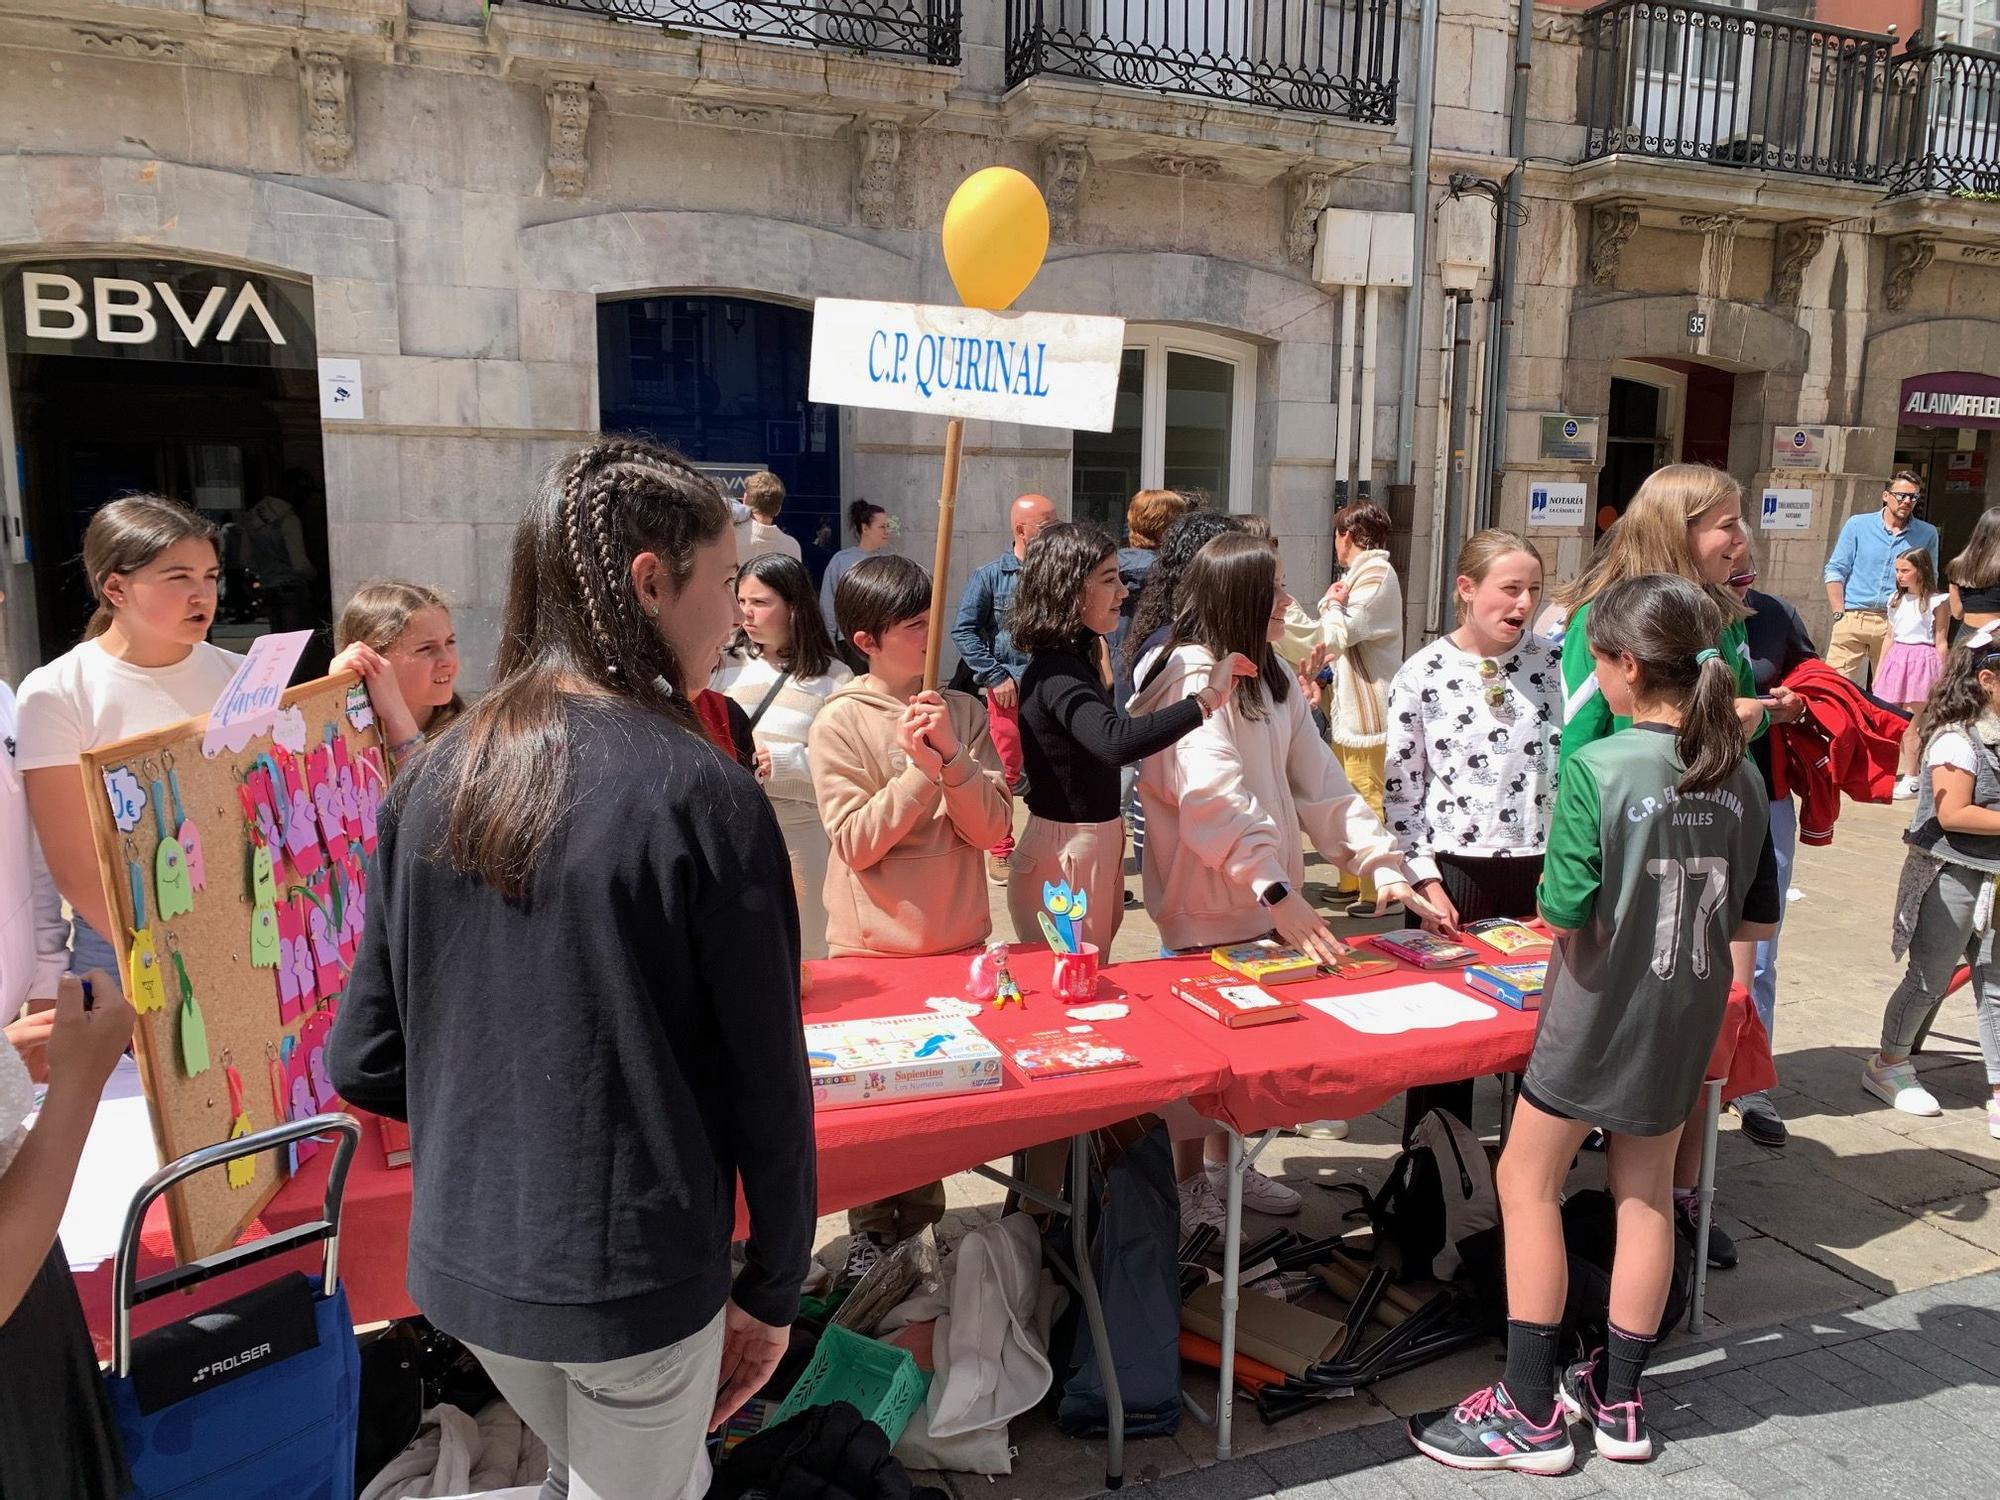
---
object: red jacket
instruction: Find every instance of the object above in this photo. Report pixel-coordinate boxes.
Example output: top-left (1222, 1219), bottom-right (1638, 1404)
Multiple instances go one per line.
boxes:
top-left (1770, 658), bottom-right (1908, 845)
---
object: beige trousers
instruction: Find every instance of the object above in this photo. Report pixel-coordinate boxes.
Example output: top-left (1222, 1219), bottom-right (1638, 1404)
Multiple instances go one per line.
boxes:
top-left (1826, 609), bottom-right (1888, 688)
top-left (1005, 814), bottom-right (1128, 953)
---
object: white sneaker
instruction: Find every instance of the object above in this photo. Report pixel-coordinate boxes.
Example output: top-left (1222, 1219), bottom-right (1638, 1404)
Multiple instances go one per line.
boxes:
top-left (1893, 775), bottom-right (1920, 801)
top-left (1208, 1160), bottom-right (1304, 1216)
top-left (1862, 1056), bottom-right (1943, 1116)
top-left (1294, 1119), bottom-right (1349, 1140)
top-left (1178, 1173), bottom-right (1225, 1236)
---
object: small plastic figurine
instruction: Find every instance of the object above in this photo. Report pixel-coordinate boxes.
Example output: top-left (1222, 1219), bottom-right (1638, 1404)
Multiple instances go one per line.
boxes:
top-left (969, 939), bottom-right (1025, 1008)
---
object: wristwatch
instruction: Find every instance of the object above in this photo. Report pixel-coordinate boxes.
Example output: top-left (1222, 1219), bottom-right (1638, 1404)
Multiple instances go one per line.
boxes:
top-left (1832, 610), bottom-right (1845, 621)
top-left (1257, 881), bottom-right (1291, 909)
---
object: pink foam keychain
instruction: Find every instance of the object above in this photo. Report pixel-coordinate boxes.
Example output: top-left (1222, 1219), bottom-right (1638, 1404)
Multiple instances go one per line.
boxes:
top-left (309, 743), bottom-right (343, 851)
top-left (275, 749), bottom-right (325, 874)
top-left (336, 846), bottom-right (366, 957)
top-left (305, 877), bottom-right (344, 998)
top-left (355, 749), bottom-right (385, 852)
top-left (298, 1011), bottom-right (338, 1111)
top-left (273, 897), bottom-right (304, 1022)
top-left (331, 738), bottom-right (363, 841)
top-left (285, 896), bottom-right (318, 1009)
top-left (282, 1038), bottom-right (320, 1167)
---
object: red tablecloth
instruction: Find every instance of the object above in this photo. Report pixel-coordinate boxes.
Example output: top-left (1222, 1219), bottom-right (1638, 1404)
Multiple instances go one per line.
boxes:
top-left (73, 947), bottom-right (1776, 1356)
top-left (1145, 956), bottom-right (1776, 1136)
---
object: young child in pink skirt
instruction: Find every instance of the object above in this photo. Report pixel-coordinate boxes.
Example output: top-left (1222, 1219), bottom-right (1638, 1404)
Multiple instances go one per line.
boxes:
top-left (1881, 547), bottom-right (1951, 799)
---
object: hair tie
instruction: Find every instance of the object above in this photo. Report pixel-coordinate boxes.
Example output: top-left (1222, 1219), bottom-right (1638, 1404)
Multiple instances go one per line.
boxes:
top-left (1694, 648), bottom-right (1719, 666)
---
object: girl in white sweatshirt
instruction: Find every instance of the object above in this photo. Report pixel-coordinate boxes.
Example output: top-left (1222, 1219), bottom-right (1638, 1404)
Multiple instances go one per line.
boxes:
top-left (1130, 533), bottom-right (1428, 1229)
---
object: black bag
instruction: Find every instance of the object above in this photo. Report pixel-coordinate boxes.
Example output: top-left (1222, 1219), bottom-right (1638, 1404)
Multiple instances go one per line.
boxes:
top-left (1455, 1190), bottom-right (1693, 1348)
top-left (707, 1400), bottom-right (946, 1500)
top-left (1339, 1109), bottom-right (1497, 1283)
top-left (1048, 1122), bottom-right (1182, 1438)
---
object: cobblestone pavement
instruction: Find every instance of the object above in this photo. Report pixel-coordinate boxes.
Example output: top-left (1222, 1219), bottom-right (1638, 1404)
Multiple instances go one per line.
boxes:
top-left (1097, 1270), bottom-right (2000, 1500)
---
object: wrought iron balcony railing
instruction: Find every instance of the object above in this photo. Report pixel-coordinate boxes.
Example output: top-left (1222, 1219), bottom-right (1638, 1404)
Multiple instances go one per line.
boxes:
top-left (1578, 0), bottom-right (1894, 183)
top-left (510, 0), bottom-right (962, 65)
top-left (1005, 0), bottom-right (1404, 122)
top-left (1884, 43), bottom-right (2000, 195)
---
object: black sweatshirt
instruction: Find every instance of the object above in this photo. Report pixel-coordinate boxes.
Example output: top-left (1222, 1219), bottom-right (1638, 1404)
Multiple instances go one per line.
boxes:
top-left (1017, 640), bottom-right (1205, 823)
top-left (327, 698), bottom-right (815, 1364)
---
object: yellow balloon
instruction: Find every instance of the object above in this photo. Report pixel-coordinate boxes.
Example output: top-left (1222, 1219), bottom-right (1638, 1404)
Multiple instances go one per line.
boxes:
top-left (941, 167), bottom-right (1050, 311)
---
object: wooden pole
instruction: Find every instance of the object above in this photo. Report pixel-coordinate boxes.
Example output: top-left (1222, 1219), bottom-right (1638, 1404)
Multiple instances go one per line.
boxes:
top-left (921, 416), bottom-right (966, 693)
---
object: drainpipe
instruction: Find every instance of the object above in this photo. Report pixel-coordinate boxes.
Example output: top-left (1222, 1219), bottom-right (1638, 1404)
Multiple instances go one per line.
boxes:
top-left (1395, 0), bottom-right (1441, 487)
top-left (1430, 293), bottom-right (1474, 636)
top-left (1479, 0), bottom-right (1536, 529)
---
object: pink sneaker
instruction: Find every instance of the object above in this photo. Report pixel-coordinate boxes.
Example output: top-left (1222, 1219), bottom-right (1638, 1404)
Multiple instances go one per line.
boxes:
top-left (1557, 1352), bottom-right (1653, 1462)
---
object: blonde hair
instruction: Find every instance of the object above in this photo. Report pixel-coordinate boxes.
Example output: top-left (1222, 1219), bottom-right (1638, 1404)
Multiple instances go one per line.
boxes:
top-left (336, 580), bottom-right (463, 735)
top-left (81, 495), bottom-right (221, 640)
top-left (1555, 464), bottom-right (1747, 623)
top-left (1452, 530), bottom-right (1543, 618)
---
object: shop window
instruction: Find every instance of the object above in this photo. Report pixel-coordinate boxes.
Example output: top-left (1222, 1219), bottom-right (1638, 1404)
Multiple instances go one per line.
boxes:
top-left (1070, 328), bottom-right (1255, 537)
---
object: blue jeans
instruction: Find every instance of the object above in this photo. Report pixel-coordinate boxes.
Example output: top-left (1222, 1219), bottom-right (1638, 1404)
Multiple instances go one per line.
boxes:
top-left (69, 915), bottom-right (123, 998)
top-left (1750, 795), bottom-right (1796, 1046)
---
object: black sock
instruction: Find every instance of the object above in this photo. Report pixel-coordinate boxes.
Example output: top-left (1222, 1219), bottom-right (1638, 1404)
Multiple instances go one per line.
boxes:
top-left (1602, 1320), bottom-right (1658, 1407)
top-left (1503, 1319), bottom-right (1563, 1423)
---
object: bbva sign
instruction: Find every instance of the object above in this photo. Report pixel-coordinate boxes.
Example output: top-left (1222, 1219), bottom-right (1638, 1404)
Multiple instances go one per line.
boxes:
top-left (3, 259), bottom-right (315, 369)
top-left (23, 272), bottom-right (286, 347)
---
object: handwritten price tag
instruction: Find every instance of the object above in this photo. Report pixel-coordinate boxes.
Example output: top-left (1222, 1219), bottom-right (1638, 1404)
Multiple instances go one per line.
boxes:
top-left (103, 767), bottom-right (146, 833)
top-left (202, 631), bottom-right (313, 758)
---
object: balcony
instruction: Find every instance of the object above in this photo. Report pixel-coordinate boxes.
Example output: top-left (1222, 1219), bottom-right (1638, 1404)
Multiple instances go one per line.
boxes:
top-left (506, 0), bottom-right (962, 65)
top-left (1884, 43), bottom-right (2000, 196)
top-left (1004, 0), bottom-right (1404, 122)
top-left (1577, 0), bottom-right (1894, 184)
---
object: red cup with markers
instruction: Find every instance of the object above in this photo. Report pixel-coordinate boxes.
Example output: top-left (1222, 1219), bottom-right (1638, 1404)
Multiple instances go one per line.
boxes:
top-left (1052, 942), bottom-right (1101, 1001)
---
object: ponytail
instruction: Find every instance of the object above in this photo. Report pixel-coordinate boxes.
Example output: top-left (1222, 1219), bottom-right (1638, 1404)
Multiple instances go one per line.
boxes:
top-left (1586, 574), bottom-right (1747, 795)
top-left (1679, 649), bottom-right (1746, 795)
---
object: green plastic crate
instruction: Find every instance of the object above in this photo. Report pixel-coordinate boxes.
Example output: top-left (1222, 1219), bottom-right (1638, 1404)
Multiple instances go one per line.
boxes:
top-left (770, 1323), bottom-right (931, 1446)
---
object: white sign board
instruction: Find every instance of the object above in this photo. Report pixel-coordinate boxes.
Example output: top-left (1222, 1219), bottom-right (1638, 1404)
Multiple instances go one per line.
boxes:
top-left (1760, 487), bottom-right (1814, 532)
top-left (1771, 425), bottom-right (1827, 472)
top-left (808, 299), bottom-right (1125, 431)
top-left (1527, 481), bottom-right (1589, 529)
top-left (317, 358), bottom-right (364, 421)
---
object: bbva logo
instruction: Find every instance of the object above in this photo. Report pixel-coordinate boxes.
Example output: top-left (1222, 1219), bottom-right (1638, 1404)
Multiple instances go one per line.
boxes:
top-left (21, 271), bottom-right (287, 347)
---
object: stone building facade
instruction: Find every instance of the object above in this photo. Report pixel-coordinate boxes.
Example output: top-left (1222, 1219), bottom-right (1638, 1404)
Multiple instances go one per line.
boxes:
top-left (0, 0), bottom-right (1995, 678)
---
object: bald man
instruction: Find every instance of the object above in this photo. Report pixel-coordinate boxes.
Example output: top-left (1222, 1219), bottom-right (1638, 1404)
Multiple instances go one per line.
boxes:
top-left (951, 493), bottom-right (1057, 881)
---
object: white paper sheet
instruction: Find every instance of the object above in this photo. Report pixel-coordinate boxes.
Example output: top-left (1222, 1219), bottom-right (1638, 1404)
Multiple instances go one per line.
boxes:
top-left (1304, 981), bottom-right (1498, 1035)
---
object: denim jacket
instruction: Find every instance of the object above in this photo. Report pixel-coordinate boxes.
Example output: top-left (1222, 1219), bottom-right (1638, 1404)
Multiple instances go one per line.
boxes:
top-left (951, 552), bottom-right (1028, 687)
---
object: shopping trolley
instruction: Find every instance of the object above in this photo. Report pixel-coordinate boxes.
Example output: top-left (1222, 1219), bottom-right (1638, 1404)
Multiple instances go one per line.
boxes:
top-left (102, 1112), bottom-right (364, 1500)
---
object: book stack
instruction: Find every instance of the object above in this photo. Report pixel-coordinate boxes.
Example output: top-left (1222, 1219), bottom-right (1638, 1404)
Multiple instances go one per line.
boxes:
top-left (1368, 930), bottom-right (1480, 970)
top-left (1464, 961), bottom-right (1549, 1010)
top-left (1211, 939), bottom-right (1323, 985)
top-left (1171, 975), bottom-right (1303, 1029)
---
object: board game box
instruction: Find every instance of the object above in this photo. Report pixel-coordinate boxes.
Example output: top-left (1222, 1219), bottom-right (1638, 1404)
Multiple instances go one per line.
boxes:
top-left (804, 1014), bottom-right (1004, 1110)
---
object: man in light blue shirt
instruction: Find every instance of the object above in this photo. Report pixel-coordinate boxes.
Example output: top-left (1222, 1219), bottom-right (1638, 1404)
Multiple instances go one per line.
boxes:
top-left (1822, 470), bottom-right (1939, 686)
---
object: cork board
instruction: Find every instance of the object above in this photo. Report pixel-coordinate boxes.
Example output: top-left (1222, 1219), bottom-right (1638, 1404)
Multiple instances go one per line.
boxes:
top-left (78, 671), bottom-right (390, 1262)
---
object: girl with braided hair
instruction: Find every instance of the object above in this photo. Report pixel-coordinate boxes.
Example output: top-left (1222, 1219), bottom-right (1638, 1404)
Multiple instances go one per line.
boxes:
top-left (329, 437), bottom-right (815, 1500)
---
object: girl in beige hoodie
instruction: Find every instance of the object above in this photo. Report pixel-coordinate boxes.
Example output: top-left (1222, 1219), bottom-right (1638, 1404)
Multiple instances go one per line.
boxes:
top-left (809, 556), bottom-right (1011, 960)
top-left (808, 554), bottom-right (1013, 1283)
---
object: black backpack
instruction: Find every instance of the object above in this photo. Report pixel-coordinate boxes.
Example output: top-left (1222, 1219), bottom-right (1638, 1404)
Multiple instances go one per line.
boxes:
top-left (1338, 1109), bottom-right (1498, 1282)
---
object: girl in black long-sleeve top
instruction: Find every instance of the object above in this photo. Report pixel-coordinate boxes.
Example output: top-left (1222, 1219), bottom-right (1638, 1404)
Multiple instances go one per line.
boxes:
top-left (328, 439), bottom-right (814, 1500)
top-left (1005, 522), bottom-right (1252, 952)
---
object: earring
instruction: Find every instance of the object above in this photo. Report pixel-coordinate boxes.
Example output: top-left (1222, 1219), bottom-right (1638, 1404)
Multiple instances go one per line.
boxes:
top-left (646, 604), bottom-right (659, 618)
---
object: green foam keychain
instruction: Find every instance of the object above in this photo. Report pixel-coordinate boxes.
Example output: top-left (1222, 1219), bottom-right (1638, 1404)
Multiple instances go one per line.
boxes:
top-left (173, 948), bottom-right (208, 1077)
top-left (152, 778), bottom-right (193, 921)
